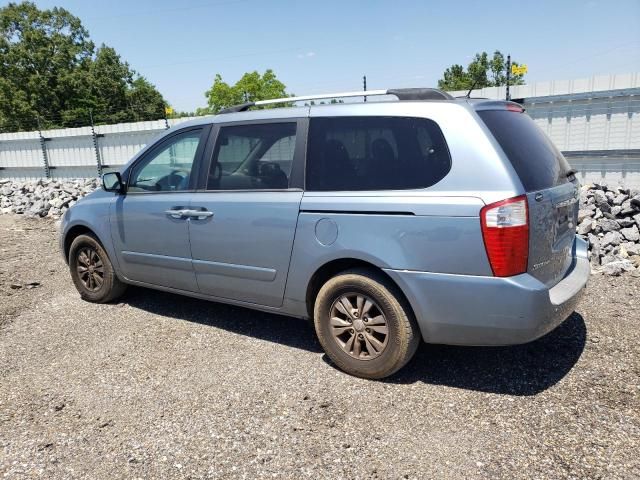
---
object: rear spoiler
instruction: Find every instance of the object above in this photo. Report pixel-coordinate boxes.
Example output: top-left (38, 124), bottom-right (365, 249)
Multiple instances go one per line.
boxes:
top-left (473, 101), bottom-right (525, 113)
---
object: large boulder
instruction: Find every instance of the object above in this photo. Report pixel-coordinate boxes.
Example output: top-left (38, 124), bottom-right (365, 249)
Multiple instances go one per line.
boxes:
top-left (577, 218), bottom-right (594, 235)
top-left (597, 218), bottom-right (620, 232)
top-left (621, 225), bottom-right (640, 242)
top-left (599, 258), bottom-right (636, 276)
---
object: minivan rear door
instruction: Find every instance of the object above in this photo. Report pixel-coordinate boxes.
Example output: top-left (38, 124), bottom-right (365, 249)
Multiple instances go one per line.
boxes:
top-left (187, 119), bottom-right (306, 308)
top-left (478, 107), bottom-right (579, 287)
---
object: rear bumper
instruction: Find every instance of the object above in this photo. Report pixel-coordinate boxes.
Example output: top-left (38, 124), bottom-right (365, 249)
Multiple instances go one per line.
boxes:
top-left (384, 237), bottom-right (589, 346)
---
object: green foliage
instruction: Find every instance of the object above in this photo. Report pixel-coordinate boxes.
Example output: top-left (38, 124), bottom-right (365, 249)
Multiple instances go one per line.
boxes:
top-left (0, 2), bottom-right (167, 132)
top-left (437, 50), bottom-right (526, 91)
top-left (305, 99), bottom-right (345, 106)
top-left (126, 77), bottom-right (167, 121)
top-left (438, 64), bottom-right (469, 91)
top-left (171, 110), bottom-right (196, 118)
top-left (204, 70), bottom-right (290, 113)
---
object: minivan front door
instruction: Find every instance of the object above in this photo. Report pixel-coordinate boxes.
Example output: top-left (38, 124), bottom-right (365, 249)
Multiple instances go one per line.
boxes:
top-left (188, 121), bottom-right (304, 307)
top-left (110, 127), bottom-right (208, 292)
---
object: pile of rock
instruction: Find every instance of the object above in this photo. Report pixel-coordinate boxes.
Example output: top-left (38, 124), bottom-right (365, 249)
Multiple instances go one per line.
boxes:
top-left (0, 178), bottom-right (98, 218)
top-left (577, 184), bottom-right (640, 276)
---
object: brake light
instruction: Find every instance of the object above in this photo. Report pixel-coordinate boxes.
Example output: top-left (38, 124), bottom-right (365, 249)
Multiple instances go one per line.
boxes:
top-left (480, 195), bottom-right (529, 277)
top-left (505, 103), bottom-right (524, 113)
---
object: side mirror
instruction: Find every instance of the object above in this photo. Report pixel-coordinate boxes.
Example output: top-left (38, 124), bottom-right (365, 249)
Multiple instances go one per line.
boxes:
top-left (102, 172), bottom-right (124, 193)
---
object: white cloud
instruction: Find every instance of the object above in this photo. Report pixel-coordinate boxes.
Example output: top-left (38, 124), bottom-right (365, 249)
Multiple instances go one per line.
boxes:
top-left (297, 51), bottom-right (316, 59)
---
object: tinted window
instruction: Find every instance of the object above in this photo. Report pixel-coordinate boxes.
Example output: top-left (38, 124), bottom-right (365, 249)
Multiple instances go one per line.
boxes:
top-left (478, 110), bottom-right (572, 191)
top-left (306, 117), bottom-right (451, 191)
top-left (129, 129), bottom-right (202, 192)
top-left (207, 123), bottom-right (296, 190)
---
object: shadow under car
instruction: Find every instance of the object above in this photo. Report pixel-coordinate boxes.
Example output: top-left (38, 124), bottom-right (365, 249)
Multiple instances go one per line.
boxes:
top-left (122, 287), bottom-right (586, 396)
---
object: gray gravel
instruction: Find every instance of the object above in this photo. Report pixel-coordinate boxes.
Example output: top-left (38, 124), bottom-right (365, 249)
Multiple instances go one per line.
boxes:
top-left (1, 215), bottom-right (639, 479)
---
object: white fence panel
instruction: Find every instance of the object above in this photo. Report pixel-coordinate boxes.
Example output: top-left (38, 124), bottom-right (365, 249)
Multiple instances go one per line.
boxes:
top-left (98, 130), bottom-right (159, 168)
top-left (46, 136), bottom-right (94, 168)
top-left (587, 113), bottom-right (608, 150)
top-left (0, 137), bottom-right (43, 180)
top-left (0, 118), bottom-right (183, 180)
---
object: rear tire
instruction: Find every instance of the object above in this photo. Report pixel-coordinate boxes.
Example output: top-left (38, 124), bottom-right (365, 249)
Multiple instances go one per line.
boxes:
top-left (313, 268), bottom-right (420, 379)
top-left (69, 234), bottom-right (127, 303)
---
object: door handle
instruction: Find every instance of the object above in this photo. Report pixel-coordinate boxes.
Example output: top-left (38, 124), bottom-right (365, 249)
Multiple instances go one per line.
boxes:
top-left (164, 208), bottom-right (190, 219)
top-left (184, 209), bottom-right (214, 220)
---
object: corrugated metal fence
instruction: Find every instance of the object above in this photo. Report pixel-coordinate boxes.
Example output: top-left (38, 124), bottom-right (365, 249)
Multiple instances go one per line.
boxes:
top-left (1, 104), bottom-right (640, 188)
top-left (0, 117), bottom-right (199, 181)
top-left (526, 95), bottom-right (640, 188)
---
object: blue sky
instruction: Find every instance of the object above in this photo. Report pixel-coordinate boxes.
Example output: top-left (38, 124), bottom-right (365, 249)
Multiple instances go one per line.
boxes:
top-left (20, 0), bottom-right (640, 111)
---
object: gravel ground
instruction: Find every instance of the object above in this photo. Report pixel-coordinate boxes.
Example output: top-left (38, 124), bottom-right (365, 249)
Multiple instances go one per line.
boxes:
top-left (1, 215), bottom-right (639, 479)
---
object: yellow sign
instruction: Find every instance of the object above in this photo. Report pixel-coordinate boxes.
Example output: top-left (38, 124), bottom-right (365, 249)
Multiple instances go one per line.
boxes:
top-left (165, 106), bottom-right (174, 115)
top-left (511, 64), bottom-right (528, 75)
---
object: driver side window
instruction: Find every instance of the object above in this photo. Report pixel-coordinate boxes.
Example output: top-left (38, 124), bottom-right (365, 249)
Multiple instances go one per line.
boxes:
top-left (129, 128), bottom-right (203, 192)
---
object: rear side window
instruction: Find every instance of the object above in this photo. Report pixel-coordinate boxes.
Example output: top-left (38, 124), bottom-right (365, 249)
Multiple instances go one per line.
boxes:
top-left (306, 116), bottom-right (451, 191)
top-left (478, 110), bottom-right (572, 191)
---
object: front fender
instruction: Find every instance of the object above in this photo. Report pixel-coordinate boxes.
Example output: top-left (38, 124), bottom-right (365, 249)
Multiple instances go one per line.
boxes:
top-left (60, 190), bottom-right (118, 270)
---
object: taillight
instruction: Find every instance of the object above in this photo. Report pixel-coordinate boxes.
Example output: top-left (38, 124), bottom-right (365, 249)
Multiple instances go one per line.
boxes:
top-left (480, 195), bottom-right (529, 277)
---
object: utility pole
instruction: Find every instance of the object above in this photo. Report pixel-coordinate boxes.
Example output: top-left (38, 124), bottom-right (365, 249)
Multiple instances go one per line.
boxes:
top-left (506, 54), bottom-right (511, 101)
top-left (363, 75), bottom-right (367, 102)
top-left (163, 105), bottom-right (170, 129)
top-left (89, 109), bottom-right (103, 177)
top-left (36, 116), bottom-right (51, 179)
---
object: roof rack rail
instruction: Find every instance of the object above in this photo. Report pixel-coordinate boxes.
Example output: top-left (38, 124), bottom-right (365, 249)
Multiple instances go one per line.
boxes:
top-left (218, 102), bottom-right (255, 114)
top-left (217, 88), bottom-right (454, 113)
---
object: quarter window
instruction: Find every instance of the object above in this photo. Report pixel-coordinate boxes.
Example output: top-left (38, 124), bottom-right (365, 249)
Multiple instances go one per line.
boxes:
top-left (129, 129), bottom-right (203, 192)
top-left (207, 123), bottom-right (296, 190)
top-left (306, 117), bottom-right (451, 191)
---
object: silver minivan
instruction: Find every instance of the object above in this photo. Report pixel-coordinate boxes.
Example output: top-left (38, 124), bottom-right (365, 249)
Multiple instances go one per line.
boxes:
top-left (59, 88), bottom-right (589, 379)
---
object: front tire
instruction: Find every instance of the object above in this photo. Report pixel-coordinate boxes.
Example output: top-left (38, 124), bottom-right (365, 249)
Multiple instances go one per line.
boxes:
top-left (69, 234), bottom-right (127, 303)
top-left (313, 269), bottom-right (420, 379)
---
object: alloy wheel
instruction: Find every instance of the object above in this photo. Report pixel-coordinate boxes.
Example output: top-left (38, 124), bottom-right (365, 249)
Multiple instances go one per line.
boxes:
top-left (76, 247), bottom-right (104, 292)
top-left (329, 293), bottom-right (389, 360)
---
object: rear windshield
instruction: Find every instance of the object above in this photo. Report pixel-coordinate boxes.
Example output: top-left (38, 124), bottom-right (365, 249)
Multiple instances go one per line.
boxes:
top-left (478, 110), bottom-right (572, 191)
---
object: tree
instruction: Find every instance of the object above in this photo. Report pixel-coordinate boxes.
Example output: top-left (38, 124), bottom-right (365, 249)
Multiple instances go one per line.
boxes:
top-left (126, 77), bottom-right (167, 122)
top-left (0, 2), bottom-right (168, 132)
top-left (305, 99), bottom-right (345, 106)
top-left (203, 70), bottom-right (290, 113)
top-left (0, 2), bottom-right (94, 130)
top-left (59, 45), bottom-right (132, 126)
top-left (437, 50), bottom-right (526, 91)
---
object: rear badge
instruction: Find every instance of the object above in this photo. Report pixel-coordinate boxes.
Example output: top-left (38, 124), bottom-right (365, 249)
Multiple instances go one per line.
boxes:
top-left (535, 192), bottom-right (544, 202)
top-left (532, 260), bottom-right (550, 270)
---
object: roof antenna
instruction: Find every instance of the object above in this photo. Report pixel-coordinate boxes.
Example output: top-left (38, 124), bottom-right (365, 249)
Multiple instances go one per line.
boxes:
top-left (466, 76), bottom-right (480, 98)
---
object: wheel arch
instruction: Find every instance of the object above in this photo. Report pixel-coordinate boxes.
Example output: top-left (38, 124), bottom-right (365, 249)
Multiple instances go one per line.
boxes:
top-left (63, 224), bottom-right (100, 262)
top-left (304, 258), bottom-right (417, 327)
